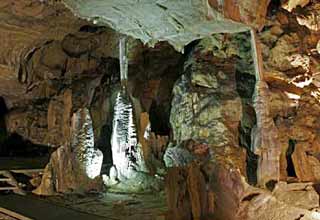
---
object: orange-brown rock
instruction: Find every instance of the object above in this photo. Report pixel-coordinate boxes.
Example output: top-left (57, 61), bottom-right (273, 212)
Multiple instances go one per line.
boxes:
top-left (140, 80), bottom-right (160, 111)
top-left (0, 0), bottom-right (86, 106)
top-left (46, 89), bottom-right (72, 147)
top-left (252, 81), bottom-right (282, 187)
top-left (282, 0), bottom-right (310, 12)
top-left (292, 142), bottom-right (320, 182)
top-left (208, 0), bottom-right (271, 30)
top-left (165, 162), bottom-right (212, 220)
top-left (139, 112), bottom-right (168, 175)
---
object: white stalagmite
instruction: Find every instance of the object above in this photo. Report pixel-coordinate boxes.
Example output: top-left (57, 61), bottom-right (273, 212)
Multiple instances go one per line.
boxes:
top-left (72, 108), bottom-right (103, 179)
top-left (110, 36), bottom-right (144, 181)
top-left (111, 91), bottom-right (143, 180)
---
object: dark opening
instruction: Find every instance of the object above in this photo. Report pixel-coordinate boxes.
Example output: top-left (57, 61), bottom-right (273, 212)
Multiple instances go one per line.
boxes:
top-left (149, 100), bottom-right (171, 136)
top-left (79, 25), bottom-right (106, 33)
top-left (0, 133), bottom-right (49, 157)
top-left (246, 147), bottom-right (259, 185)
top-left (0, 97), bottom-right (8, 155)
top-left (266, 180), bottom-right (278, 191)
top-left (286, 139), bottom-right (297, 177)
top-left (95, 123), bottom-right (113, 174)
top-left (239, 121), bottom-right (258, 185)
top-left (267, 0), bottom-right (282, 18)
top-left (241, 193), bottom-right (260, 202)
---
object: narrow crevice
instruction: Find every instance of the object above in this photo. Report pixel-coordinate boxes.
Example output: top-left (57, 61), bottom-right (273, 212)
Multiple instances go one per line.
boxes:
top-left (236, 70), bottom-right (258, 185)
top-left (241, 193), bottom-right (260, 202)
top-left (79, 25), bottom-right (106, 33)
top-left (286, 139), bottom-right (297, 177)
top-left (149, 100), bottom-right (171, 136)
top-left (95, 123), bottom-right (113, 175)
top-left (294, 214), bottom-right (304, 220)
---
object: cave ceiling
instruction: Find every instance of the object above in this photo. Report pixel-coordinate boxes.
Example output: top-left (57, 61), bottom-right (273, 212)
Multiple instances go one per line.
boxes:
top-left (62, 0), bottom-right (250, 51)
top-left (0, 0), bottom-right (272, 108)
top-left (1, 0), bottom-right (316, 108)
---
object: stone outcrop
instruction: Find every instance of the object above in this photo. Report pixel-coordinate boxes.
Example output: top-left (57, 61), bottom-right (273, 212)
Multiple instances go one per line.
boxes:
top-left (166, 33), bottom-right (247, 219)
top-left (169, 35), bottom-right (243, 147)
top-left (282, 0), bottom-right (310, 12)
top-left (166, 162), bottom-right (214, 220)
top-left (165, 12), bottom-right (320, 217)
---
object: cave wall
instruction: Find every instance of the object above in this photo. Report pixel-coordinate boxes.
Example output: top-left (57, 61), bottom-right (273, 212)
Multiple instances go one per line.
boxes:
top-left (259, 0), bottom-right (320, 183)
top-left (164, 1), bottom-right (320, 220)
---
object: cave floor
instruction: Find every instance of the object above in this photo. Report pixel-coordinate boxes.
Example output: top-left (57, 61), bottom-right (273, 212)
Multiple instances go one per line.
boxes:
top-left (0, 192), bottom-right (167, 220)
top-left (42, 192), bottom-right (168, 220)
top-left (0, 194), bottom-right (107, 220)
top-left (0, 193), bottom-right (167, 220)
top-left (0, 158), bottom-right (167, 219)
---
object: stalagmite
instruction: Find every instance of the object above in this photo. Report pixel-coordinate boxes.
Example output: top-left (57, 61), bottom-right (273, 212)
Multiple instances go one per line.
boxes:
top-left (110, 36), bottom-right (144, 182)
top-left (34, 108), bottom-right (104, 195)
top-left (250, 29), bottom-right (281, 187)
top-left (72, 108), bottom-right (103, 179)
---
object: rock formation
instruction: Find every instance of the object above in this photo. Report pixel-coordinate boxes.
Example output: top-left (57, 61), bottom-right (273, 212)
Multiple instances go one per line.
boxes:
top-left (34, 108), bottom-right (103, 195)
top-left (0, 0), bottom-right (320, 220)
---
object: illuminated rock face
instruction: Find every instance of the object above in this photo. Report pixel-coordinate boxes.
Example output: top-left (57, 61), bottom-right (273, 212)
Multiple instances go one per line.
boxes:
top-left (111, 91), bottom-right (144, 181)
top-left (34, 108), bottom-right (103, 195)
top-left (170, 33), bottom-right (247, 147)
top-left (72, 108), bottom-right (103, 179)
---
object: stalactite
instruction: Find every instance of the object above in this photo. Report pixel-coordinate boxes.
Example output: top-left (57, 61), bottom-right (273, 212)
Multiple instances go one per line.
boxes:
top-left (119, 36), bottom-right (128, 88)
